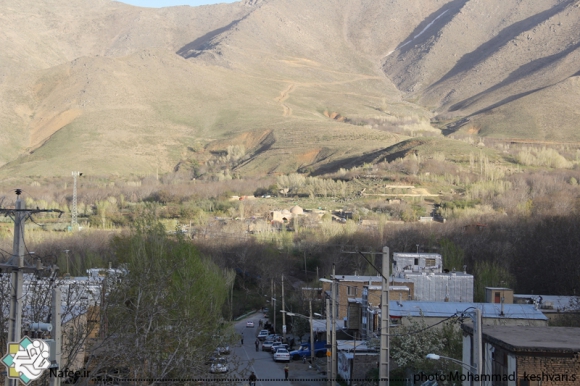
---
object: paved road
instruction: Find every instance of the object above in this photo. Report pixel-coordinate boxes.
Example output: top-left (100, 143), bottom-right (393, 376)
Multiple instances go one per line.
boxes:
top-left (231, 313), bottom-right (326, 386)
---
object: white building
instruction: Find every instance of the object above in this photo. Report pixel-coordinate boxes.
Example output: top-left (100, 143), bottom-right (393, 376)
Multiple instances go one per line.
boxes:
top-left (392, 252), bottom-right (473, 302)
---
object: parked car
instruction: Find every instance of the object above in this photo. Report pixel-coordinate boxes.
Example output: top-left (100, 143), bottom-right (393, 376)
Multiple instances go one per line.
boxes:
top-left (275, 343), bottom-right (290, 352)
top-left (205, 354), bottom-right (219, 365)
top-left (272, 345), bottom-right (290, 357)
top-left (257, 330), bottom-right (269, 341)
top-left (270, 342), bottom-right (284, 353)
top-left (217, 346), bottom-right (230, 355)
top-left (273, 348), bottom-right (290, 362)
top-left (246, 321), bottom-right (255, 328)
top-left (262, 340), bottom-right (274, 351)
top-left (209, 358), bottom-right (228, 373)
top-left (289, 341), bottom-right (327, 360)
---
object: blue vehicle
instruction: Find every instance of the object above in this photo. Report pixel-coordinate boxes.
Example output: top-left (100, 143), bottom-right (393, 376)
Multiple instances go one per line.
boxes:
top-left (289, 341), bottom-right (327, 360)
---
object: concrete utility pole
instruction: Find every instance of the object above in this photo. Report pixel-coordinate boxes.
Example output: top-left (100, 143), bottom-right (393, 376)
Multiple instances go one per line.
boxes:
top-left (49, 288), bottom-right (62, 386)
top-left (379, 246), bottom-right (390, 386)
top-left (5, 196), bottom-right (25, 386)
top-left (326, 298), bottom-right (331, 386)
top-left (1, 191), bottom-right (62, 386)
top-left (474, 308), bottom-right (483, 386)
top-left (271, 278), bottom-right (275, 333)
top-left (282, 275), bottom-right (286, 340)
top-left (309, 300), bottom-right (315, 366)
top-left (331, 264), bottom-right (337, 386)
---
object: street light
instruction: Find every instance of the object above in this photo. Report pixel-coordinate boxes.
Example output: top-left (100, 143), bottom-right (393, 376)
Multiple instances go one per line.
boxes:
top-left (426, 353), bottom-right (476, 373)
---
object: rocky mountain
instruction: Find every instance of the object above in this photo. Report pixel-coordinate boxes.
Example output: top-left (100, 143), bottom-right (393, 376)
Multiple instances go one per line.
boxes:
top-left (0, 0), bottom-right (578, 177)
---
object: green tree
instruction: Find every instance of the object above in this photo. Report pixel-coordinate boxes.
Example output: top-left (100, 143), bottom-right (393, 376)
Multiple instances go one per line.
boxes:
top-left (90, 217), bottom-right (235, 381)
top-left (439, 238), bottom-right (464, 271)
top-left (473, 261), bottom-right (513, 302)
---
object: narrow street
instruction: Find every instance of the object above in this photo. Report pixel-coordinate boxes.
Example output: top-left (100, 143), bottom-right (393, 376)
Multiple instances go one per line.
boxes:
top-left (231, 314), bottom-right (327, 386)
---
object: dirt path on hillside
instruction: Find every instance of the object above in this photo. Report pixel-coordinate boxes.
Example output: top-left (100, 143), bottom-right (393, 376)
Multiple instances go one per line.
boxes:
top-left (364, 188), bottom-right (440, 197)
top-left (274, 83), bottom-right (295, 117)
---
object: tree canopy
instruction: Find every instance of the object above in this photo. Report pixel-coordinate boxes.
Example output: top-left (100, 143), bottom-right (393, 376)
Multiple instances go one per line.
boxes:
top-left (91, 217), bottom-right (233, 382)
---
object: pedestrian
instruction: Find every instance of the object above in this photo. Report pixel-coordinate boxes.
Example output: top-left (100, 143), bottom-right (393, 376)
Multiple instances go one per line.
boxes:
top-left (284, 365), bottom-right (289, 380)
top-left (249, 371), bottom-right (257, 386)
top-left (241, 333), bottom-right (244, 345)
top-left (255, 339), bottom-right (259, 352)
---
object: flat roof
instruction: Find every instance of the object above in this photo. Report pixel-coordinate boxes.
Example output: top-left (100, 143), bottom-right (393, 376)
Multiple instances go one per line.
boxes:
top-left (514, 294), bottom-right (577, 311)
top-left (368, 285), bottom-right (411, 291)
top-left (393, 253), bottom-right (442, 257)
top-left (486, 287), bottom-right (512, 290)
top-left (402, 272), bottom-right (473, 277)
top-left (462, 324), bottom-right (580, 353)
top-left (332, 275), bottom-right (383, 282)
top-left (389, 301), bottom-right (547, 320)
top-left (329, 275), bottom-right (413, 283)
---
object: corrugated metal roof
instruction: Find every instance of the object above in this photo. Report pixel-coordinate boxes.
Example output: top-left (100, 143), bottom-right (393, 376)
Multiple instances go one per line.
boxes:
top-left (388, 301), bottom-right (548, 320)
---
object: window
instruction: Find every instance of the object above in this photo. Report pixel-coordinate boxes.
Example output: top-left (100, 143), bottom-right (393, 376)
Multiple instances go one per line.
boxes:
top-left (495, 292), bottom-right (501, 303)
top-left (425, 258), bottom-right (436, 267)
top-left (414, 258), bottom-right (419, 265)
top-left (347, 286), bottom-right (358, 296)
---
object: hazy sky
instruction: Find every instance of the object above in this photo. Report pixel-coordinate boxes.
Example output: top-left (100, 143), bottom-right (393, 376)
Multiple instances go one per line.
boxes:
top-left (117, 0), bottom-right (239, 8)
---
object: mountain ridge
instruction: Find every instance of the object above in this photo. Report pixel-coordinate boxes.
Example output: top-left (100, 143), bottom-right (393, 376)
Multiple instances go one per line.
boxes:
top-left (0, 0), bottom-right (579, 177)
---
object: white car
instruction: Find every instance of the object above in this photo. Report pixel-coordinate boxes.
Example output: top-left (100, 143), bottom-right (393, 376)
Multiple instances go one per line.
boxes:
top-left (270, 342), bottom-right (284, 353)
top-left (257, 330), bottom-right (269, 340)
top-left (209, 358), bottom-right (228, 373)
top-left (262, 340), bottom-right (274, 351)
top-left (246, 321), bottom-right (255, 328)
top-left (217, 346), bottom-right (230, 355)
top-left (273, 348), bottom-right (290, 362)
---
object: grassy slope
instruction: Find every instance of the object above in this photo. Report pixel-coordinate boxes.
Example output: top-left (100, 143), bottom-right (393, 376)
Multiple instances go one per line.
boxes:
top-left (1, 0), bottom-right (579, 178)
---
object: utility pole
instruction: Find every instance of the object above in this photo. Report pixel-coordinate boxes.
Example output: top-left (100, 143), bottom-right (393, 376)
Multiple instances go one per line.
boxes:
top-left (352, 331), bottom-right (357, 385)
top-left (49, 287), bottom-right (62, 386)
top-left (309, 300), bottom-right (314, 367)
top-left (474, 308), bottom-right (483, 386)
top-left (271, 278), bottom-right (276, 334)
top-left (5, 195), bottom-right (25, 386)
top-left (282, 275), bottom-right (286, 340)
top-left (325, 298), bottom-right (331, 386)
top-left (1, 191), bottom-right (62, 386)
top-left (71, 171), bottom-right (82, 230)
top-left (63, 249), bottom-right (70, 279)
top-left (379, 246), bottom-right (390, 386)
top-left (331, 264), bottom-right (337, 386)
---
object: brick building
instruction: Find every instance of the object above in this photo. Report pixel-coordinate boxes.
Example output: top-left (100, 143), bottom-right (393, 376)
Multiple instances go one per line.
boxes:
top-left (321, 275), bottom-right (414, 320)
top-left (461, 324), bottom-right (580, 386)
